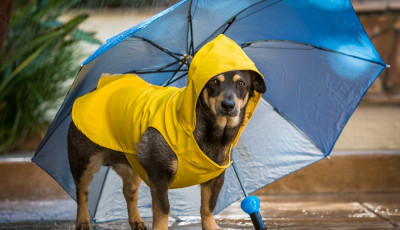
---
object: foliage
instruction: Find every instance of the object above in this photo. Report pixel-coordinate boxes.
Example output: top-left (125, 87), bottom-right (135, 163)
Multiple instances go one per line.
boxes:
top-left (0, 0), bottom-right (101, 153)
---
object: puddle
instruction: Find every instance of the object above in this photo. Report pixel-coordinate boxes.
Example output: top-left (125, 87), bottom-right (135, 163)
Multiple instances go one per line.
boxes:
top-left (0, 200), bottom-right (76, 223)
top-left (1, 194), bottom-right (399, 229)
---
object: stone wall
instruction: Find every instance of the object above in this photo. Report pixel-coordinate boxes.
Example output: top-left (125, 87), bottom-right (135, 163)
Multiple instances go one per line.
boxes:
top-left (353, 0), bottom-right (400, 102)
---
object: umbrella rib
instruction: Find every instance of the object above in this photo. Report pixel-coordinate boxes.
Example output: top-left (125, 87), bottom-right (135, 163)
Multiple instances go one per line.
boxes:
top-left (156, 61), bottom-right (180, 71)
top-left (92, 167), bottom-right (110, 221)
top-left (156, 60), bottom-right (182, 71)
top-left (126, 69), bottom-right (187, 74)
top-left (242, 39), bottom-right (387, 67)
top-left (232, 0), bottom-right (282, 24)
top-left (187, 0), bottom-right (195, 56)
top-left (186, 0), bottom-right (191, 54)
top-left (195, 0), bottom-right (278, 50)
top-left (131, 35), bottom-right (182, 61)
top-left (126, 60), bottom-right (182, 74)
top-left (165, 71), bottom-right (188, 86)
top-left (221, 16), bottom-right (237, 34)
top-left (189, 12), bottom-right (195, 55)
top-left (164, 61), bottom-right (186, 86)
top-left (166, 62), bottom-right (184, 85)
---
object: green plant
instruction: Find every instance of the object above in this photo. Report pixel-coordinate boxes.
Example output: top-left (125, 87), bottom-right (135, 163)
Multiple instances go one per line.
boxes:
top-left (0, 0), bottom-right (101, 153)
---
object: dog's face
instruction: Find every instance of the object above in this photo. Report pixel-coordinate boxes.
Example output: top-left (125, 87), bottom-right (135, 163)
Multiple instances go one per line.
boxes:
top-left (200, 70), bottom-right (266, 125)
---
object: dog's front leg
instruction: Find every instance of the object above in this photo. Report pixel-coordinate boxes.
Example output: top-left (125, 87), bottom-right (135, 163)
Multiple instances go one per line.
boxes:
top-left (149, 180), bottom-right (170, 230)
top-left (200, 172), bottom-right (225, 230)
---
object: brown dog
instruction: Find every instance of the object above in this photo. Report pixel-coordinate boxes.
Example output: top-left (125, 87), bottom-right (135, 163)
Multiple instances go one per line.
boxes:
top-left (68, 69), bottom-right (265, 230)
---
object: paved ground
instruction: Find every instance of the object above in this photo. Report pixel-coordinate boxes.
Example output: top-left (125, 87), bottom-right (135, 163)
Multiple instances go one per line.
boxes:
top-left (1, 193), bottom-right (399, 229)
top-left (1, 152), bottom-right (399, 229)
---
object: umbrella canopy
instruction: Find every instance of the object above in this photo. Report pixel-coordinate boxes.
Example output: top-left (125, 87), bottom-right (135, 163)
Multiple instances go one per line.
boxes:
top-left (33, 0), bottom-right (386, 223)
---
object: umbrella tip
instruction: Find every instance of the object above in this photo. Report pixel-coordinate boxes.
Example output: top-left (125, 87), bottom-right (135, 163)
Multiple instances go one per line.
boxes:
top-left (386, 64), bottom-right (391, 68)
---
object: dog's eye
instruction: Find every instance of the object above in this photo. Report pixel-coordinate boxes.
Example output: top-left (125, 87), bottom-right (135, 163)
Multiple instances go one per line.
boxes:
top-left (210, 79), bottom-right (219, 85)
top-left (237, 80), bottom-right (246, 87)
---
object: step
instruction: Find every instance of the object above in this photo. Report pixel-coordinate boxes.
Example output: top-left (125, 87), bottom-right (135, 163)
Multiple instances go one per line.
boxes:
top-left (256, 151), bottom-right (400, 195)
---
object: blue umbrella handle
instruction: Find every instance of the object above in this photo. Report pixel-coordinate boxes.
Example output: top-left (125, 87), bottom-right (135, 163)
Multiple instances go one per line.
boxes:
top-left (241, 196), bottom-right (267, 230)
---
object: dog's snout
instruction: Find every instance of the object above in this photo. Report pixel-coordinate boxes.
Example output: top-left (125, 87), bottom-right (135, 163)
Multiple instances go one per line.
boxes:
top-left (221, 99), bottom-right (235, 112)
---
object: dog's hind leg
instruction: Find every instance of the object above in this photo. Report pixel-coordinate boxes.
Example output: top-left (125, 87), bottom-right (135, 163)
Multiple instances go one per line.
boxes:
top-left (68, 122), bottom-right (105, 230)
top-left (200, 172), bottom-right (225, 230)
top-left (113, 163), bottom-right (147, 230)
top-left (75, 153), bottom-right (104, 230)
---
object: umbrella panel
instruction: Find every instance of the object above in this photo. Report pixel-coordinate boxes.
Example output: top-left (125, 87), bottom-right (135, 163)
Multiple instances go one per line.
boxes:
top-left (243, 41), bottom-right (385, 153)
top-left (224, 0), bottom-right (383, 64)
top-left (134, 1), bottom-right (190, 55)
top-left (189, 0), bottom-right (261, 51)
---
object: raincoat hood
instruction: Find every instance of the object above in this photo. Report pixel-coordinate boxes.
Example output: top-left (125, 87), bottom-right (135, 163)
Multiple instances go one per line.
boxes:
top-left (179, 34), bottom-right (264, 137)
top-left (72, 34), bottom-right (265, 188)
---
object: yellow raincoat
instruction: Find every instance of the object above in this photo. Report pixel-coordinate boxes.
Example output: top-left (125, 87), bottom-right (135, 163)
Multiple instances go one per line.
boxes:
top-left (72, 34), bottom-right (264, 188)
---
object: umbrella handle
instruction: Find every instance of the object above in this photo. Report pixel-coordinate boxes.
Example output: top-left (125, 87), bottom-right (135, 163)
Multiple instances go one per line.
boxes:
top-left (241, 196), bottom-right (267, 230)
top-left (250, 211), bottom-right (267, 230)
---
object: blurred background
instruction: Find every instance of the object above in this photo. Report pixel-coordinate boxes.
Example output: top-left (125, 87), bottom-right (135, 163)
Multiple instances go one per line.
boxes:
top-left (0, 0), bottom-right (399, 227)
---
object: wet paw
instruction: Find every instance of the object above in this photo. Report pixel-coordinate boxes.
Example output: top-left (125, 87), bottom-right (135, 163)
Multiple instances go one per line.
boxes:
top-left (202, 225), bottom-right (222, 230)
top-left (130, 221), bottom-right (148, 230)
top-left (202, 218), bottom-right (222, 230)
top-left (75, 222), bottom-right (92, 230)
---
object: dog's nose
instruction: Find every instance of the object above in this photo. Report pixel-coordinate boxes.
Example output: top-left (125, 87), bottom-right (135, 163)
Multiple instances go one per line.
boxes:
top-left (221, 99), bottom-right (235, 112)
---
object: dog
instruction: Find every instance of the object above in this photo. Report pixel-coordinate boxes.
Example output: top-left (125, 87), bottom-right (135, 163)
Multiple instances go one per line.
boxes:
top-left (67, 34), bottom-right (266, 230)
top-left (68, 70), bottom-right (265, 230)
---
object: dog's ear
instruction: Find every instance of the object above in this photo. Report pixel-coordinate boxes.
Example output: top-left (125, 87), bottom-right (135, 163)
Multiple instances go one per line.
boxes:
top-left (251, 71), bottom-right (266, 94)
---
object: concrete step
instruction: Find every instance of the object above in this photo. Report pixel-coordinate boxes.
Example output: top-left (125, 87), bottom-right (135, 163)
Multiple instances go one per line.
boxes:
top-left (0, 154), bottom-right (69, 200)
top-left (257, 151), bottom-right (400, 195)
top-left (0, 152), bottom-right (399, 200)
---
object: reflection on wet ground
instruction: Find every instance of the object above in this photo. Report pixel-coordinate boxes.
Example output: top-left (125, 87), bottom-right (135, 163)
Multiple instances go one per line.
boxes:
top-left (1, 193), bottom-right (399, 229)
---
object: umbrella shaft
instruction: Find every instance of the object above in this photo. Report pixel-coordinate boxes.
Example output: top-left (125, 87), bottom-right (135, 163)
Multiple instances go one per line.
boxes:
top-left (232, 160), bottom-right (249, 197)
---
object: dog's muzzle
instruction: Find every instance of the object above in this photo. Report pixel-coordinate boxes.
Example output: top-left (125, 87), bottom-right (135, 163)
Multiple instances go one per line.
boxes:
top-left (219, 99), bottom-right (239, 117)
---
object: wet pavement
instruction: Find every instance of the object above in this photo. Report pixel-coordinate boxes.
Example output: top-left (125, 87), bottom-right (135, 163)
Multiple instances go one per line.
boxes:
top-left (1, 153), bottom-right (399, 229)
top-left (1, 193), bottom-right (399, 229)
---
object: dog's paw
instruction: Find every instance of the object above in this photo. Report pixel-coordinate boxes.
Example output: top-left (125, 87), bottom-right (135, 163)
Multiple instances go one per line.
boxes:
top-left (130, 221), bottom-right (148, 230)
top-left (75, 222), bottom-right (92, 230)
top-left (202, 224), bottom-right (222, 230)
top-left (202, 218), bottom-right (222, 230)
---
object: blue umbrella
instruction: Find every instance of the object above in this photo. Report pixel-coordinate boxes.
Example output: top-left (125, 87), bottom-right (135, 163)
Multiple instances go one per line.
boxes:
top-left (32, 0), bottom-right (386, 227)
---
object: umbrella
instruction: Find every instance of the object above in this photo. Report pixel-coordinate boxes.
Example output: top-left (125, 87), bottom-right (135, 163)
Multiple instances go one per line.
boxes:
top-left (32, 0), bottom-right (387, 226)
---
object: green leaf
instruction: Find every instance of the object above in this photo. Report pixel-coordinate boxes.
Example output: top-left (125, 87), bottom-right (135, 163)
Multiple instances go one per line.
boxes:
top-left (9, 40), bottom-right (53, 82)
top-left (71, 29), bottom-right (102, 45)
